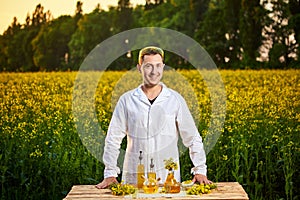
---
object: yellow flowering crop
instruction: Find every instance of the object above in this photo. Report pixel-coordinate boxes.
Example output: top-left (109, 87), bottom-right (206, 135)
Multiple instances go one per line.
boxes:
top-left (0, 69), bottom-right (299, 200)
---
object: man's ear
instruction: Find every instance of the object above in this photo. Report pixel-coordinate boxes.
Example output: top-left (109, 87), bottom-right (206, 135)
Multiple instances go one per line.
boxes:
top-left (137, 64), bottom-right (142, 73)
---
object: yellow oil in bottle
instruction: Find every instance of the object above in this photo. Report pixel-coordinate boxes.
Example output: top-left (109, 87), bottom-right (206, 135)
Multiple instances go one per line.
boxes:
top-left (137, 151), bottom-right (144, 189)
top-left (148, 172), bottom-right (156, 180)
top-left (143, 177), bottom-right (158, 194)
top-left (137, 164), bottom-right (144, 189)
top-left (164, 171), bottom-right (180, 193)
top-left (148, 158), bottom-right (156, 180)
top-left (143, 185), bottom-right (158, 193)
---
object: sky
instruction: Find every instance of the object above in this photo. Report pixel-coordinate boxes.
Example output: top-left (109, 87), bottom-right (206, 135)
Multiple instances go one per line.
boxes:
top-left (0, 0), bottom-right (145, 34)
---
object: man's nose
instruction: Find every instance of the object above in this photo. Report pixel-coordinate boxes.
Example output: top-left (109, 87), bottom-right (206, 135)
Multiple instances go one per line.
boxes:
top-left (151, 66), bottom-right (158, 74)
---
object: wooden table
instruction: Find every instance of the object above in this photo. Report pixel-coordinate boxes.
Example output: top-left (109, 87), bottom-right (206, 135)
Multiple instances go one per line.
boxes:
top-left (64, 182), bottom-right (249, 200)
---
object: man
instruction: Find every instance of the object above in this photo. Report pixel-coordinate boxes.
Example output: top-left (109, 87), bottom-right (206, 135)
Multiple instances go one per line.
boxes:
top-left (96, 46), bottom-right (212, 189)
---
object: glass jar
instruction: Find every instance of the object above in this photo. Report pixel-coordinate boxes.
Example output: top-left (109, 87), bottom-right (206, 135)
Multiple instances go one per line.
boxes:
top-left (164, 170), bottom-right (181, 193)
top-left (143, 177), bottom-right (159, 194)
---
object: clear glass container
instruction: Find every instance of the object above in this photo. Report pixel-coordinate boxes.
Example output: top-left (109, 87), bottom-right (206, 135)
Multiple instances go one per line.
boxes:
top-left (164, 170), bottom-right (181, 193)
top-left (143, 177), bottom-right (159, 194)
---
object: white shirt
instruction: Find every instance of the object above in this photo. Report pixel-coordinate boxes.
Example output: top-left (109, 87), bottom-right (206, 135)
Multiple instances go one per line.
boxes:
top-left (103, 83), bottom-right (207, 184)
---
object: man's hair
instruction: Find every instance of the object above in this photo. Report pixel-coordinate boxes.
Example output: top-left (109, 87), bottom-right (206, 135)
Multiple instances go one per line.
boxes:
top-left (138, 46), bottom-right (164, 65)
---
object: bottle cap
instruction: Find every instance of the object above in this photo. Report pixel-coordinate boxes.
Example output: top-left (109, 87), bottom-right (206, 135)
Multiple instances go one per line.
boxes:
top-left (150, 158), bottom-right (154, 169)
top-left (139, 151), bottom-right (143, 161)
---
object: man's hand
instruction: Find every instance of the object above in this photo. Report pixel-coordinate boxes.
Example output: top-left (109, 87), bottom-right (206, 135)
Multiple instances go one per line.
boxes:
top-left (95, 177), bottom-right (118, 189)
top-left (192, 174), bottom-right (213, 185)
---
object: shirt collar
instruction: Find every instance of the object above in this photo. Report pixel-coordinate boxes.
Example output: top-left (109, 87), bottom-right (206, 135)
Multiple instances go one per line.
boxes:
top-left (133, 82), bottom-right (170, 103)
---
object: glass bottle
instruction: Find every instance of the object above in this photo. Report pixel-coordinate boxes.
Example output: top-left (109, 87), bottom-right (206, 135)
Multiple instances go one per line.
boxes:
top-left (164, 170), bottom-right (180, 193)
top-left (148, 158), bottom-right (156, 180)
top-left (137, 151), bottom-right (144, 189)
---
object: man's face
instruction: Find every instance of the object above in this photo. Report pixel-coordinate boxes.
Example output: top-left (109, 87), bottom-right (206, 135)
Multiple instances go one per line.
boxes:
top-left (139, 54), bottom-right (164, 87)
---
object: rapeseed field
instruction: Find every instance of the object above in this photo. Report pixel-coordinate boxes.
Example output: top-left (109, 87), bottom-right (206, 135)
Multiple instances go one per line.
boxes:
top-left (0, 70), bottom-right (299, 200)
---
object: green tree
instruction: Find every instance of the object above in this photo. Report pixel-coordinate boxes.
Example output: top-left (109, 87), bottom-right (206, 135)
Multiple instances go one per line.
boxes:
top-left (145, 0), bottom-right (164, 10)
top-left (31, 16), bottom-right (77, 71)
top-left (20, 28), bottom-right (40, 71)
top-left (68, 8), bottom-right (112, 69)
top-left (223, 0), bottom-right (243, 68)
top-left (20, 4), bottom-right (52, 71)
top-left (31, 4), bottom-right (51, 27)
top-left (75, 1), bottom-right (83, 23)
top-left (1, 3), bottom-right (53, 71)
top-left (288, 0), bottom-right (300, 66)
top-left (137, 1), bottom-right (194, 67)
top-left (143, 0), bottom-right (209, 36)
top-left (0, 35), bottom-right (8, 71)
top-left (104, 1), bottom-right (136, 70)
top-left (239, 0), bottom-right (265, 67)
top-left (2, 17), bottom-right (23, 71)
top-left (196, 1), bottom-right (229, 68)
top-left (140, 0), bottom-right (211, 67)
top-left (189, 0), bottom-right (210, 33)
top-left (196, 0), bottom-right (243, 69)
top-left (113, 0), bottom-right (134, 33)
top-left (264, 0), bottom-right (295, 68)
top-left (7, 29), bottom-right (35, 71)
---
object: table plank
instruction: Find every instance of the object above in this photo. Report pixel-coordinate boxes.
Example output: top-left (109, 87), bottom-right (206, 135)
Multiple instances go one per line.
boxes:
top-left (63, 182), bottom-right (249, 200)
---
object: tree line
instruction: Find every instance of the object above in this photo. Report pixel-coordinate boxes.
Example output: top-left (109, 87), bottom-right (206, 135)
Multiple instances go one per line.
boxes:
top-left (0, 0), bottom-right (299, 72)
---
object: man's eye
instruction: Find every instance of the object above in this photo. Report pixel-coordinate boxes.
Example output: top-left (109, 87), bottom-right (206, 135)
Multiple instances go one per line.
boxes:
top-left (144, 64), bottom-right (153, 69)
